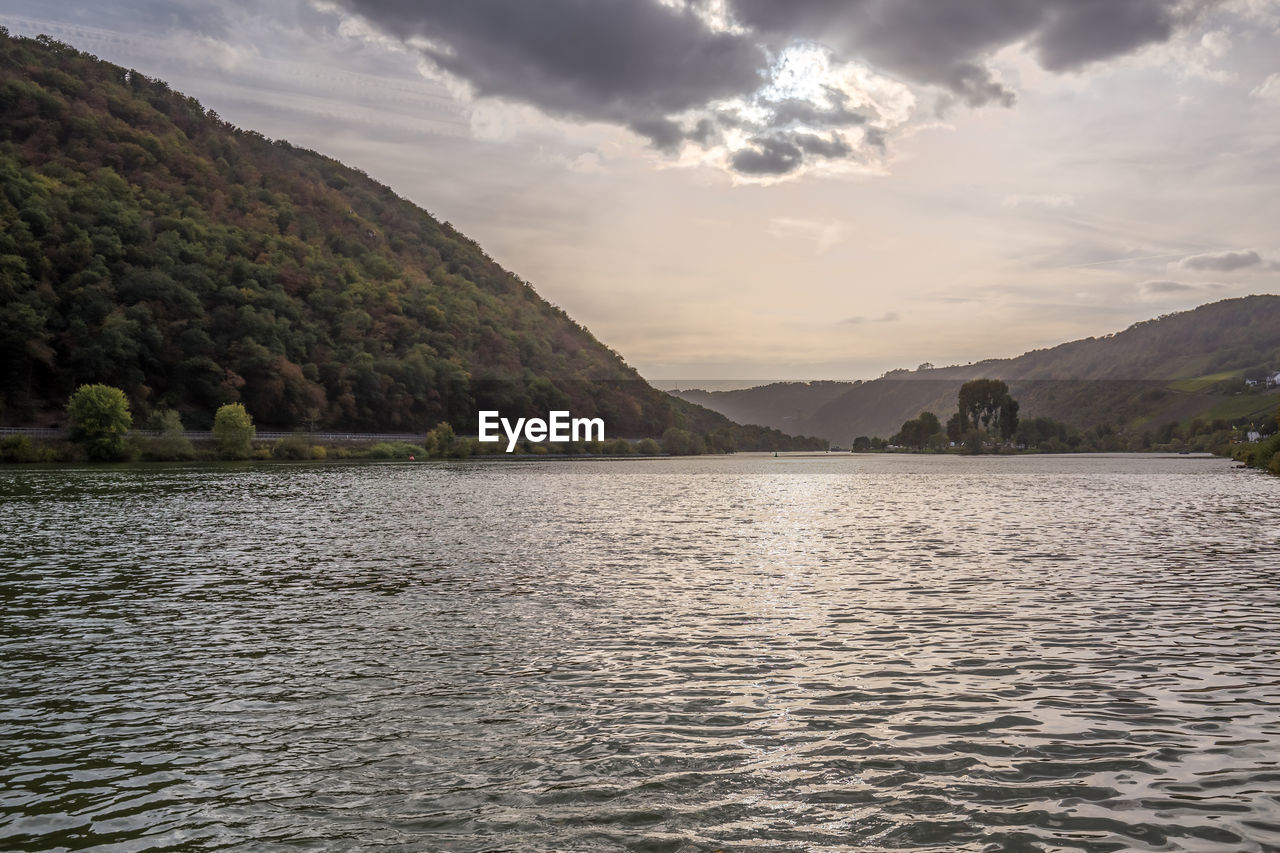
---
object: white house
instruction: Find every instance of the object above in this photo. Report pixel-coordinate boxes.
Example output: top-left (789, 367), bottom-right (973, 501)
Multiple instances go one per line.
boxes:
top-left (1248, 430), bottom-right (1262, 442)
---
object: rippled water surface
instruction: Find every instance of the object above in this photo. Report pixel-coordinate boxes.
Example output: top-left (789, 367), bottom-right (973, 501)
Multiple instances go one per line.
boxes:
top-left (3, 453), bottom-right (1280, 852)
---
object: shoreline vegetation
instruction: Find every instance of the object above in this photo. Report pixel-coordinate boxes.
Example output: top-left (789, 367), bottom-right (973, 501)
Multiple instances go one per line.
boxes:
top-left (0, 427), bottom-right (717, 464)
top-left (1230, 431), bottom-right (1280, 476)
top-left (0, 384), bottom-right (828, 463)
top-left (827, 377), bottom-right (1279, 474)
top-left (5, 380), bottom-right (1277, 469)
top-left (846, 379), bottom-right (1279, 466)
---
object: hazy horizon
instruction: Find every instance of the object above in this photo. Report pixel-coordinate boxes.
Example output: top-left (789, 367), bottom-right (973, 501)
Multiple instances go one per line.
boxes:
top-left (4, 0), bottom-right (1278, 380)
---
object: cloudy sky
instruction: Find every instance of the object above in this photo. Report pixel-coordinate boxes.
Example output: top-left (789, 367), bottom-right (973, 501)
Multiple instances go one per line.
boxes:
top-left (4, 1), bottom-right (1279, 380)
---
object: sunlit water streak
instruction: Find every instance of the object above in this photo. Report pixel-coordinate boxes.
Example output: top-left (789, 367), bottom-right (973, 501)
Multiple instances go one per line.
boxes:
top-left (1, 453), bottom-right (1279, 851)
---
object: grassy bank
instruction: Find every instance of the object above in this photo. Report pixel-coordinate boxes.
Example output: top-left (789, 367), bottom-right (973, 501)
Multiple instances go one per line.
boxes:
top-left (1228, 433), bottom-right (1280, 475)
top-left (0, 430), bottom-right (717, 464)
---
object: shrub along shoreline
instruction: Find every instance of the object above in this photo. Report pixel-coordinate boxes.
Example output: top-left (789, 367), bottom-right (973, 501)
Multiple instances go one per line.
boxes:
top-left (0, 425), bottom-right (720, 464)
top-left (0, 384), bottom-right (752, 463)
top-left (1, 381), bottom-right (820, 463)
top-left (1229, 432), bottom-right (1280, 476)
top-left (6, 380), bottom-right (1274, 467)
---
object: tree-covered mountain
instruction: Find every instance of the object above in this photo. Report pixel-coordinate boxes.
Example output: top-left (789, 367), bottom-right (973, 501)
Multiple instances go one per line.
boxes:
top-left (675, 295), bottom-right (1280, 444)
top-left (0, 30), bottom-right (826, 449)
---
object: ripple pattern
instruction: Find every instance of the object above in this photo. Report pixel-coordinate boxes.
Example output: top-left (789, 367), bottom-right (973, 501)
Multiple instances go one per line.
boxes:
top-left (2, 454), bottom-right (1280, 851)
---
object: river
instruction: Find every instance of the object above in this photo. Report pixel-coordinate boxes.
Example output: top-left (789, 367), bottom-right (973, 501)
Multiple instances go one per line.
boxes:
top-left (2, 453), bottom-right (1278, 851)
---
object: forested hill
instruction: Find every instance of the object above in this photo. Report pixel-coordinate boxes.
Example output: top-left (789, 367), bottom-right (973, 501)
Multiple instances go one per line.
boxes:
top-left (0, 31), bottom-right (824, 448)
top-left (674, 295), bottom-right (1280, 443)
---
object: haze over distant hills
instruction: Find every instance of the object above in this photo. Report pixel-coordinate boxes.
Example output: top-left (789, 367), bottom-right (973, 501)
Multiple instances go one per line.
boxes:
top-left (0, 31), bottom-right (827, 449)
top-left (673, 296), bottom-right (1280, 444)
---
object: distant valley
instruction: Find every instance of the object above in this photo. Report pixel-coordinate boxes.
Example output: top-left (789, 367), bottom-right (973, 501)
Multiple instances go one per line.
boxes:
top-left (672, 296), bottom-right (1280, 445)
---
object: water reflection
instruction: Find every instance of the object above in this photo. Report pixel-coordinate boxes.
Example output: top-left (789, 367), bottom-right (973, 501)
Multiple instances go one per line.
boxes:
top-left (1, 454), bottom-right (1279, 851)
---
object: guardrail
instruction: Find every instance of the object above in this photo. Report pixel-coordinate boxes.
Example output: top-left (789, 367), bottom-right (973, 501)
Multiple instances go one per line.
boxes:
top-left (201, 431), bottom-right (428, 443)
top-left (0, 427), bottom-right (431, 443)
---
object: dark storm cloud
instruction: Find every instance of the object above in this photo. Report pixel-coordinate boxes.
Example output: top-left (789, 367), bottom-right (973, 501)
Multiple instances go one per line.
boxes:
top-left (1178, 249), bottom-right (1263, 271)
top-left (945, 63), bottom-right (1017, 108)
top-left (730, 136), bottom-right (805, 176)
top-left (726, 0), bottom-right (1204, 104)
top-left (1031, 0), bottom-right (1185, 71)
top-left (334, 0), bottom-right (1210, 174)
top-left (630, 115), bottom-right (723, 151)
top-left (727, 131), bottom-right (853, 175)
top-left (628, 117), bottom-right (688, 152)
top-left (332, 0), bottom-right (765, 123)
top-left (725, 0), bottom-right (1033, 106)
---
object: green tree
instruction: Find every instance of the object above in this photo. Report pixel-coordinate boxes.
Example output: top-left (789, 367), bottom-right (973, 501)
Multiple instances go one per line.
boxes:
top-left (0, 434), bottom-right (40, 463)
top-left (895, 411), bottom-right (942, 450)
top-left (635, 438), bottom-right (662, 455)
top-left (704, 427), bottom-right (737, 454)
top-left (963, 429), bottom-right (984, 455)
top-left (662, 427), bottom-right (704, 456)
top-left (602, 437), bottom-right (635, 455)
top-left (945, 412), bottom-right (963, 443)
top-left (957, 379), bottom-right (1020, 442)
top-left (425, 421), bottom-right (464, 457)
top-left (893, 419), bottom-right (916, 448)
top-left (212, 402), bottom-right (255, 459)
top-left (1155, 421), bottom-right (1181, 444)
top-left (851, 435), bottom-right (871, 452)
top-left (271, 434), bottom-right (313, 460)
top-left (67, 383), bottom-right (132, 460)
top-left (141, 408), bottom-right (195, 460)
top-left (999, 394), bottom-right (1020, 440)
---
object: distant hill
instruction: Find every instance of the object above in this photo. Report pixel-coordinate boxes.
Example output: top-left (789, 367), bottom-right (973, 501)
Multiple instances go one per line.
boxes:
top-left (674, 296), bottom-right (1280, 443)
top-left (0, 31), bottom-right (825, 449)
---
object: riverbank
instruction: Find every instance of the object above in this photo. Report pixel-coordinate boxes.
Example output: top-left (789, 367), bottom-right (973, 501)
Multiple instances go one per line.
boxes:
top-left (4, 427), bottom-right (1263, 465)
top-left (0, 431), bottom-right (672, 464)
top-left (1227, 433), bottom-right (1280, 475)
